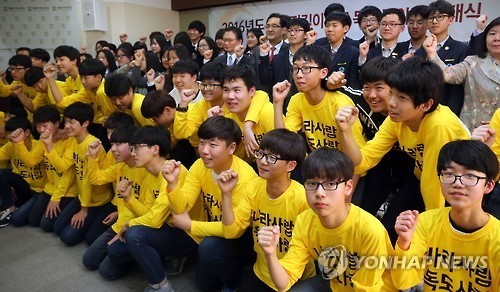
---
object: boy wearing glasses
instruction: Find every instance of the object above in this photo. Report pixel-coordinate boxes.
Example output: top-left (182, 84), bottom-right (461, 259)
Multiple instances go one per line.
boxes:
top-left (162, 116), bottom-right (258, 291)
top-left (220, 129), bottom-right (314, 291)
top-left (0, 55), bottom-right (37, 110)
top-left (401, 5), bottom-right (429, 56)
top-left (360, 8), bottom-right (408, 65)
top-left (335, 58), bottom-right (470, 215)
top-left (53, 102), bottom-right (114, 246)
top-left (258, 147), bottom-right (394, 290)
top-left (168, 59), bottom-right (203, 106)
top-left (393, 140), bottom-right (500, 290)
top-left (357, 5), bottom-right (382, 48)
top-left (415, 0), bottom-right (473, 116)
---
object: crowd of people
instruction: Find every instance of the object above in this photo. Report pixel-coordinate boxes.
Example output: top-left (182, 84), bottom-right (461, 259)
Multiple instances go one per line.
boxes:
top-left (0, 0), bottom-right (499, 291)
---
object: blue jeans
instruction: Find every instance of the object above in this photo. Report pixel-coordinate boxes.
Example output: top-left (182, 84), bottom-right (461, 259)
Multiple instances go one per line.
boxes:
top-left (10, 192), bottom-right (51, 227)
top-left (123, 224), bottom-right (197, 285)
top-left (40, 197), bottom-right (75, 232)
top-left (196, 228), bottom-right (255, 291)
top-left (487, 183), bottom-right (500, 220)
top-left (290, 274), bottom-right (332, 291)
top-left (82, 228), bottom-right (126, 280)
top-left (0, 169), bottom-right (32, 210)
top-left (53, 199), bottom-right (115, 246)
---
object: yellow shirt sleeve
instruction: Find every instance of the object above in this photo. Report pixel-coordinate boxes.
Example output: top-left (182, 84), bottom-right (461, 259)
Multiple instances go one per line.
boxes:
top-left (489, 108), bottom-right (500, 164)
top-left (167, 159), bottom-right (204, 214)
top-left (44, 139), bottom-right (75, 173)
top-left (244, 90), bottom-right (269, 123)
top-left (13, 140), bottom-right (45, 168)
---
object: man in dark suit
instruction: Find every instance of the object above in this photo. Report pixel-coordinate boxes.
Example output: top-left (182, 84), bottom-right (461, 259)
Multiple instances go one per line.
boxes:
top-left (361, 8), bottom-right (408, 64)
top-left (357, 6), bottom-right (382, 49)
top-left (318, 12), bottom-right (360, 89)
top-left (259, 18), bottom-right (310, 108)
top-left (414, 0), bottom-right (473, 115)
top-left (399, 5), bottom-right (429, 57)
top-left (213, 27), bottom-right (255, 68)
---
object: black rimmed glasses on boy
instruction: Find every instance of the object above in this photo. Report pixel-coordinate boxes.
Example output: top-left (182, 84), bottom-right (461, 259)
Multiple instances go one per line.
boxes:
top-left (303, 180), bottom-right (347, 191)
top-left (291, 66), bottom-right (321, 75)
top-left (197, 81), bottom-right (222, 91)
top-left (130, 144), bottom-right (151, 154)
top-left (426, 14), bottom-right (450, 23)
top-left (253, 149), bottom-right (288, 164)
top-left (438, 172), bottom-right (487, 187)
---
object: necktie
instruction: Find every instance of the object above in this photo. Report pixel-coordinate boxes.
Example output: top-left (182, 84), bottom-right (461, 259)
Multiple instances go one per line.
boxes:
top-left (269, 47), bottom-right (276, 62)
top-left (228, 55), bottom-right (234, 66)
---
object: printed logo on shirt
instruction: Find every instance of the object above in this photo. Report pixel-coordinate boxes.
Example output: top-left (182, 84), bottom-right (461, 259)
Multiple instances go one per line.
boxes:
top-left (318, 245), bottom-right (348, 280)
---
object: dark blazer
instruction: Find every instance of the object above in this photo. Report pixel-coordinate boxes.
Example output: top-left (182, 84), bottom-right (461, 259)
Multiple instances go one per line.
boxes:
top-left (414, 36), bottom-right (473, 115)
top-left (315, 36), bottom-right (358, 48)
top-left (358, 36), bottom-right (382, 49)
top-left (320, 41), bottom-right (361, 89)
top-left (251, 41), bottom-right (289, 92)
top-left (366, 42), bottom-right (408, 62)
top-left (212, 53), bottom-right (255, 67)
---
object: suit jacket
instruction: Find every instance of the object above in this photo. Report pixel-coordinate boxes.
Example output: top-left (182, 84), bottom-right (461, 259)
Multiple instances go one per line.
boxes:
top-left (252, 41), bottom-right (290, 92)
top-left (430, 54), bottom-right (500, 131)
top-left (320, 41), bottom-right (360, 89)
top-left (366, 42), bottom-right (408, 62)
top-left (315, 36), bottom-right (358, 48)
top-left (358, 36), bottom-right (382, 49)
top-left (212, 53), bottom-right (255, 67)
top-left (415, 36), bottom-right (473, 115)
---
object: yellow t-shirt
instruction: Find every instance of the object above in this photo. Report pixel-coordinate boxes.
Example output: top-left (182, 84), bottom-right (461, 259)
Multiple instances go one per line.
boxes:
top-left (64, 74), bottom-right (84, 94)
top-left (224, 177), bottom-right (313, 290)
top-left (167, 156), bottom-right (257, 242)
top-left (489, 108), bottom-right (500, 165)
top-left (32, 81), bottom-right (71, 112)
top-left (278, 205), bottom-right (394, 291)
top-left (285, 90), bottom-right (366, 150)
top-left (123, 93), bottom-right (155, 127)
top-left (392, 207), bottom-right (500, 291)
top-left (356, 105), bottom-right (470, 210)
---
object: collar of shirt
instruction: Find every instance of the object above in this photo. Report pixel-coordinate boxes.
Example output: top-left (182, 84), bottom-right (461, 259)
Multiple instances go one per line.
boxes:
top-left (288, 50), bottom-right (294, 65)
top-left (437, 36), bottom-right (450, 51)
top-left (381, 44), bottom-right (396, 57)
top-left (330, 44), bottom-right (341, 54)
top-left (272, 40), bottom-right (284, 55)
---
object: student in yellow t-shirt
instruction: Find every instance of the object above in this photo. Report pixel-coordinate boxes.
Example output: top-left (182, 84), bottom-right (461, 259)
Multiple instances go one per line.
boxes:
top-left (105, 126), bottom-right (191, 291)
top-left (52, 102), bottom-right (114, 247)
top-left (10, 106), bottom-right (78, 230)
top-left (162, 116), bottom-right (258, 291)
top-left (0, 55), bottom-right (37, 101)
top-left (104, 74), bottom-right (155, 127)
top-left (82, 125), bottom-right (151, 280)
top-left (335, 57), bottom-right (470, 214)
top-left (0, 117), bottom-right (46, 227)
top-left (221, 129), bottom-right (313, 291)
top-left (258, 147), bottom-right (394, 291)
top-left (393, 140), bottom-right (500, 290)
top-left (52, 45), bottom-right (83, 94)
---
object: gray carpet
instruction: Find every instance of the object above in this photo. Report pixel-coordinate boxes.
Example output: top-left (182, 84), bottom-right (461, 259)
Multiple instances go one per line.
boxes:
top-left (0, 225), bottom-right (199, 291)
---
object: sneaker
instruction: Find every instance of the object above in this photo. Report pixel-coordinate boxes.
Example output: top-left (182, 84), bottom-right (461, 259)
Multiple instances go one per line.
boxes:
top-left (143, 280), bottom-right (174, 292)
top-left (0, 209), bottom-right (13, 228)
top-left (164, 257), bottom-right (188, 276)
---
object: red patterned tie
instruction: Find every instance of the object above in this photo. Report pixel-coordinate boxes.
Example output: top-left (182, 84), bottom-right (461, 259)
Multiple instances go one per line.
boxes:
top-left (269, 47), bottom-right (276, 62)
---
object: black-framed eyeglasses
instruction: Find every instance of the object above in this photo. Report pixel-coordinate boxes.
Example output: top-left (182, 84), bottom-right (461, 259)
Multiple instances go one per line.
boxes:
top-left (380, 22), bottom-right (403, 29)
top-left (291, 66), bottom-right (321, 75)
top-left (287, 28), bottom-right (304, 34)
top-left (361, 18), bottom-right (378, 25)
top-left (304, 180), bottom-right (347, 191)
top-left (197, 81), bottom-right (222, 91)
top-left (253, 149), bottom-right (288, 164)
top-left (9, 66), bottom-right (26, 72)
top-left (426, 14), bottom-right (450, 23)
top-left (438, 172), bottom-right (487, 187)
top-left (130, 144), bottom-right (151, 153)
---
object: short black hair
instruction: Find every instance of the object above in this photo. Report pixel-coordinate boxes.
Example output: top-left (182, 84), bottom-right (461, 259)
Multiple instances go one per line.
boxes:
top-left (222, 64), bottom-right (256, 90)
top-left (16, 47), bottom-right (31, 54)
top-left (29, 48), bottom-right (50, 63)
top-left (63, 101), bottom-right (94, 125)
top-left (95, 40), bottom-right (109, 50)
top-left (302, 147), bottom-right (354, 182)
top-left (360, 56), bottom-right (400, 85)
top-left (259, 129), bottom-right (307, 167)
top-left (9, 55), bottom-right (32, 69)
top-left (215, 28), bottom-right (225, 40)
top-left (33, 105), bottom-right (60, 125)
top-left (107, 43), bottom-right (117, 55)
top-left (267, 13), bottom-right (288, 28)
top-left (141, 90), bottom-right (176, 118)
top-left (476, 17), bottom-right (500, 58)
top-left (385, 57), bottom-right (441, 113)
top-left (197, 116), bottom-right (242, 146)
top-left (427, 0), bottom-right (455, 16)
top-left (5, 116), bottom-right (32, 132)
top-left (407, 5), bottom-right (430, 19)
top-left (117, 42), bottom-right (134, 59)
top-left (105, 74), bottom-right (133, 97)
top-left (54, 45), bottom-right (80, 66)
top-left (149, 31), bottom-right (164, 45)
top-left (130, 126), bottom-right (171, 157)
top-left (171, 59), bottom-right (199, 76)
top-left (103, 111), bottom-right (135, 130)
top-left (110, 125), bottom-right (138, 144)
top-left (224, 26), bottom-right (243, 41)
top-left (199, 61), bottom-right (225, 83)
top-left (80, 53), bottom-right (93, 61)
top-left (325, 11), bottom-right (352, 27)
top-left (293, 45), bottom-right (332, 90)
top-left (437, 140), bottom-right (499, 183)
top-left (174, 32), bottom-right (192, 49)
top-left (358, 5), bottom-right (382, 22)
top-left (169, 44), bottom-right (191, 62)
top-left (133, 41), bottom-right (148, 53)
top-left (382, 8), bottom-right (406, 24)
top-left (188, 20), bottom-right (206, 35)
top-left (324, 3), bottom-right (345, 16)
top-left (288, 18), bottom-right (311, 32)
top-left (23, 67), bottom-right (45, 87)
top-left (152, 35), bottom-right (170, 50)
top-left (78, 58), bottom-right (106, 77)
